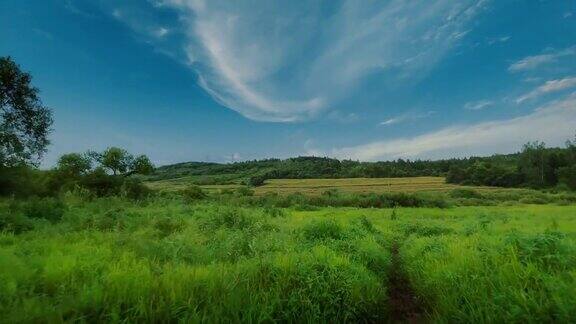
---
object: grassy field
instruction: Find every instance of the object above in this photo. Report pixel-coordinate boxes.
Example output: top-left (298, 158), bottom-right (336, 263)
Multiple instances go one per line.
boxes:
top-left (1, 194), bottom-right (575, 322)
top-left (146, 176), bottom-right (502, 195)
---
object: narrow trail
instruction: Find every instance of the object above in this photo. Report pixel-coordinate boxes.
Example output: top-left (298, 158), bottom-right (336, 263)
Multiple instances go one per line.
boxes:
top-left (387, 242), bottom-right (425, 323)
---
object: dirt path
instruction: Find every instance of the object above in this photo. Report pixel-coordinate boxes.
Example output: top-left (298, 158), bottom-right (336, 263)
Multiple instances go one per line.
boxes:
top-left (387, 242), bottom-right (425, 323)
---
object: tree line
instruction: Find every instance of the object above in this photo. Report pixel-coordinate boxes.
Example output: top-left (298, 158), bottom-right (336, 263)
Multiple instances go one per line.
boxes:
top-left (0, 57), bottom-right (154, 198)
top-left (2, 55), bottom-right (575, 196)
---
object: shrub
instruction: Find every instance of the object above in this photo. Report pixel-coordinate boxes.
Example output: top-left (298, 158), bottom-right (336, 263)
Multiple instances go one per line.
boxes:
top-left (0, 209), bottom-right (34, 233)
top-left (303, 219), bottom-right (343, 242)
top-left (153, 216), bottom-right (185, 237)
top-left (0, 166), bottom-right (51, 197)
top-left (11, 197), bottom-right (66, 223)
top-left (235, 186), bottom-right (254, 197)
top-left (80, 167), bottom-right (123, 197)
top-left (519, 196), bottom-right (549, 205)
top-left (449, 188), bottom-right (483, 199)
top-left (182, 185), bottom-right (206, 202)
top-left (121, 178), bottom-right (153, 200)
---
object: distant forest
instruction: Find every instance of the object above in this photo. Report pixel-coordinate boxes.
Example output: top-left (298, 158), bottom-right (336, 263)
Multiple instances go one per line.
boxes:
top-left (151, 136), bottom-right (576, 190)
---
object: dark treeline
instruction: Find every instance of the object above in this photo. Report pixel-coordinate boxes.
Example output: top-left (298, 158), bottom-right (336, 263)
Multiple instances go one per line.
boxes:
top-left (151, 136), bottom-right (576, 191)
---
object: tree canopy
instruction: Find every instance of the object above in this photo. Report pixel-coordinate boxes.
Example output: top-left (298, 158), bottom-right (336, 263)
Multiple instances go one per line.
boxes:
top-left (0, 57), bottom-right (53, 167)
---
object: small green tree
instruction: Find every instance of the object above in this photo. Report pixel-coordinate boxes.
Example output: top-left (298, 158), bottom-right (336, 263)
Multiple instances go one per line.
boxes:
top-left (56, 153), bottom-right (92, 177)
top-left (131, 155), bottom-right (155, 175)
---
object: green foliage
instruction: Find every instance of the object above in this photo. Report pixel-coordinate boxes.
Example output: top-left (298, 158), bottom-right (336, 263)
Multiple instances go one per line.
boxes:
top-left (131, 154), bottom-right (155, 175)
top-left (235, 186), bottom-right (254, 197)
top-left (0, 165), bottom-right (51, 197)
top-left (56, 153), bottom-right (92, 177)
top-left (1, 197), bottom-right (576, 322)
top-left (0, 206), bottom-right (33, 233)
top-left (80, 167), bottom-right (124, 196)
top-left (120, 178), bottom-right (153, 200)
top-left (10, 197), bottom-right (65, 223)
top-left (0, 57), bottom-right (53, 167)
top-left (303, 219), bottom-right (343, 242)
top-left (182, 185), bottom-right (206, 202)
top-left (449, 188), bottom-right (483, 199)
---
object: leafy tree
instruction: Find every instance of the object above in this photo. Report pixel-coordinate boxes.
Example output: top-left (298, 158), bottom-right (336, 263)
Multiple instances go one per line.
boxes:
top-left (131, 155), bottom-right (155, 175)
top-left (90, 147), bottom-right (133, 175)
top-left (57, 153), bottom-right (92, 177)
top-left (89, 147), bottom-right (155, 176)
top-left (518, 141), bottom-right (547, 187)
top-left (0, 57), bottom-right (53, 167)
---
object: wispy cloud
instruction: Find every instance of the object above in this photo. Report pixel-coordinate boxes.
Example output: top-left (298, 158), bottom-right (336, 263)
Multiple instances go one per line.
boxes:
top-left (487, 35), bottom-right (510, 45)
top-left (464, 100), bottom-right (493, 110)
top-left (157, 0), bottom-right (488, 122)
top-left (380, 111), bottom-right (435, 126)
top-left (331, 93), bottom-right (576, 161)
top-left (508, 46), bottom-right (576, 72)
top-left (516, 77), bottom-right (576, 103)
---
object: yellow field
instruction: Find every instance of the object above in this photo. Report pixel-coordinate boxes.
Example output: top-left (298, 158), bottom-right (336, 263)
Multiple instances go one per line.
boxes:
top-left (254, 177), bottom-right (496, 195)
top-left (147, 176), bottom-right (500, 195)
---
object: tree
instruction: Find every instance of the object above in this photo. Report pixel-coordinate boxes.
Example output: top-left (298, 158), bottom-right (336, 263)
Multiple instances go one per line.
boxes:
top-left (88, 147), bottom-right (154, 176)
top-left (518, 141), bottom-right (547, 187)
top-left (56, 153), bottom-right (92, 177)
top-left (0, 57), bottom-right (53, 167)
top-left (131, 155), bottom-right (155, 175)
top-left (92, 147), bottom-right (133, 175)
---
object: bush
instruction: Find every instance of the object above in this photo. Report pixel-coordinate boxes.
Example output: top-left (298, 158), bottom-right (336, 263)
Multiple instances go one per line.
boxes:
top-left (0, 208), bottom-right (34, 233)
top-left (80, 168), bottom-right (123, 197)
top-left (0, 166), bottom-right (51, 197)
top-left (153, 216), bottom-right (185, 237)
top-left (519, 196), bottom-right (549, 205)
top-left (121, 178), bottom-right (153, 200)
top-left (182, 185), bottom-right (206, 202)
top-left (449, 188), bottom-right (483, 199)
top-left (235, 186), bottom-right (254, 197)
top-left (12, 197), bottom-right (66, 223)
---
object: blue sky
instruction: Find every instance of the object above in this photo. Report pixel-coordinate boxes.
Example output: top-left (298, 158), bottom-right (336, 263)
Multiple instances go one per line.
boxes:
top-left (1, 0), bottom-right (576, 166)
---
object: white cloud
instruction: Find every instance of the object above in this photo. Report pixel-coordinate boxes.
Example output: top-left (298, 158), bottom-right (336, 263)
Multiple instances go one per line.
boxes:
top-left (380, 111), bottom-right (435, 126)
top-left (487, 35), bottom-right (510, 45)
top-left (516, 77), bottom-right (576, 103)
top-left (381, 117), bottom-right (405, 126)
top-left (152, 27), bottom-right (170, 38)
top-left (331, 93), bottom-right (576, 161)
top-left (464, 100), bottom-right (493, 110)
top-left (508, 46), bottom-right (576, 72)
top-left (160, 0), bottom-right (487, 122)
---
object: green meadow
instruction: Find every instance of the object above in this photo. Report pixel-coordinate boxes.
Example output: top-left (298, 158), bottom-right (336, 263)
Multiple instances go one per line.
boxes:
top-left (1, 192), bottom-right (575, 323)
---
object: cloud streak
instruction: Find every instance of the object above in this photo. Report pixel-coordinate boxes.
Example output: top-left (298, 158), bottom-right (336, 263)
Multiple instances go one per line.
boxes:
top-left (508, 46), bottom-right (576, 72)
top-left (380, 111), bottom-right (435, 126)
top-left (464, 100), bottom-right (493, 110)
top-left (160, 0), bottom-right (488, 121)
top-left (516, 77), bottom-right (576, 103)
top-left (331, 93), bottom-right (576, 161)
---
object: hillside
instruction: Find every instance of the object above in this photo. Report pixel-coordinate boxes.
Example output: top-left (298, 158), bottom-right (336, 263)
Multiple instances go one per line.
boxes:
top-left (147, 154), bottom-right (520, 185)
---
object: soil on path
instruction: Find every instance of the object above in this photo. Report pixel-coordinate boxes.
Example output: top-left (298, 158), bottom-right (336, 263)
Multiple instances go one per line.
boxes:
top-left (387, 242), bottom-right (425, 323)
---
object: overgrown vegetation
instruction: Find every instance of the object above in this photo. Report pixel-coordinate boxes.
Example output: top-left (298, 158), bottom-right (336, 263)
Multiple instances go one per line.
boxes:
top-left (1, 195), bottom-right (575, 322)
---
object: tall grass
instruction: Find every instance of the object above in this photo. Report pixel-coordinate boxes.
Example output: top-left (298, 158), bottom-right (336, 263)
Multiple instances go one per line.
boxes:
top-left (1, 196), bottom-right (576, 322)
top-left (0, 196), bottom-right (390, 322)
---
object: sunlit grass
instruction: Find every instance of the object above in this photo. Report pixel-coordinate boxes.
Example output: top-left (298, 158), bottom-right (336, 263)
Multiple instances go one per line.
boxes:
top-left (1, 196), bottom-right (575, 322)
